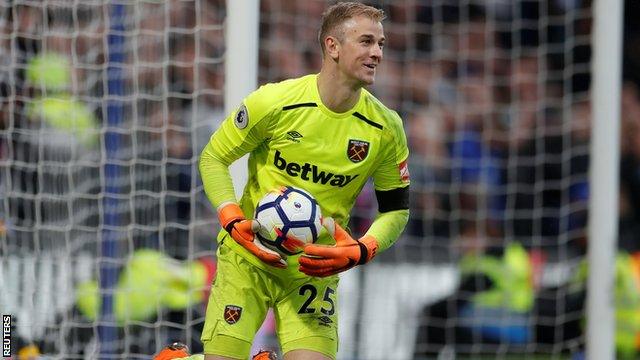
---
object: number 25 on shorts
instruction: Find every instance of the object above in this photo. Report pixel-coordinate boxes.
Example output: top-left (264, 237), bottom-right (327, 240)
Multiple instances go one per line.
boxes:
top-left (297, 284), bottom-right (336, 316)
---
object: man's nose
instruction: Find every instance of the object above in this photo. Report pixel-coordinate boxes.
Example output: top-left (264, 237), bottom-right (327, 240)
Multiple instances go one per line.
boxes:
top-left (372, 44), bottom-right (383, 59)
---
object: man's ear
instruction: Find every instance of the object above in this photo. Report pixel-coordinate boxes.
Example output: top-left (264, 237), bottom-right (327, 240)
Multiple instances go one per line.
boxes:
top-left (324, 36), bottom-right (340, 61)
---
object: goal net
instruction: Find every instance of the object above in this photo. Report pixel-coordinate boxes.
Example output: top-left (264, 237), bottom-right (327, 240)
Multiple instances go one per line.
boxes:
top-left (352, 1), bottom-right (597, 358)
top-left (0, 0), bottom-right (627, 359)
top-left (1, 0), bottom-right (222, 357)
top-left (261, 1), bottom-right (599, 359)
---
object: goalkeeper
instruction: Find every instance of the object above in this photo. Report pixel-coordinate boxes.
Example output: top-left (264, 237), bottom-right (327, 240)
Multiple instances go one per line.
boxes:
top-left (199, 2), bottom-right (410, 359)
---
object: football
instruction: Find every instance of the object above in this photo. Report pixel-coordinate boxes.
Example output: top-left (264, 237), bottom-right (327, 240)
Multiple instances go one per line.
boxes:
top-left (254, 186), bottom-right (322, 256)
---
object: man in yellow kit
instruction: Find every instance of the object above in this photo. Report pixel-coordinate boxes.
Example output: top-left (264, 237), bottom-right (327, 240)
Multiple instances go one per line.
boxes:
top-left (199, 2), bottom-right (410, 359)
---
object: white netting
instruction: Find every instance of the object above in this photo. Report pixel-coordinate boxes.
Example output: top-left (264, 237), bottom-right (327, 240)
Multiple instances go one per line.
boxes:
top-left (2, 0), bottom-right (633, 359)
top-left (259, 1), bottom-right (595, 359)
top-left (1, 0), bottom-right (223, 357)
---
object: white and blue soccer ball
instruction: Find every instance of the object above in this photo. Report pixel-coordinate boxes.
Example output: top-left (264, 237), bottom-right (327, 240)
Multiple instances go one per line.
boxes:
top-left (254, 186), bottom-right (322, 256)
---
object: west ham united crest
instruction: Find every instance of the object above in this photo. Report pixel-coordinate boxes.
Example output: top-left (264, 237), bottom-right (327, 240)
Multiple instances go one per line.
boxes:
top-left (347, 139), bottom-right (370, 163)
top-left (224, 305), bottom-right (242, 324)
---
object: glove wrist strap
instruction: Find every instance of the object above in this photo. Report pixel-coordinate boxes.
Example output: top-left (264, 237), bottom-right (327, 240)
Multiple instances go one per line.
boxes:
top-left (358, 235), bottom-right (379, 264)
top-left (224, 218), bottom-right (243, 234)
top-left (357, 241), bottom-right (369, 265)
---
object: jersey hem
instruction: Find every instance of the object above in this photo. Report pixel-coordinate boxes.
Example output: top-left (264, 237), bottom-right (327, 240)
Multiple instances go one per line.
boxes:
top-left (219, 233), bottom-right (310, 279)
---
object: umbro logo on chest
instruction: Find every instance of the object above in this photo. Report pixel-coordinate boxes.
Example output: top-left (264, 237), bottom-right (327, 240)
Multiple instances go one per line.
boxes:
top-left (286, 130), bottom-right (303, 143)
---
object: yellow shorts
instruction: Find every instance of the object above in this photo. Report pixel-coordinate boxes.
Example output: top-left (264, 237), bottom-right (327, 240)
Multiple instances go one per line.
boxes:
top-left (201, 239), bottom-right (339, 359)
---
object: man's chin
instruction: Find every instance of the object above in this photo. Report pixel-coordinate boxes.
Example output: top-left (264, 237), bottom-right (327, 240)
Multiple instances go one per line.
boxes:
top-left (361, 76), bottom-right (375, 86)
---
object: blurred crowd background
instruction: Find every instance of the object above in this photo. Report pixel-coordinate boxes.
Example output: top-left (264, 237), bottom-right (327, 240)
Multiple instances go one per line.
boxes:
top-left (2, 0), bottom-right (640, 358)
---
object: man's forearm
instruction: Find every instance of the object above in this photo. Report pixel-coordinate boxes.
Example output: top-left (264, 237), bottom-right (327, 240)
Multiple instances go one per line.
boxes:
top-left (365, 208), bottom-right (409, 252)
top-left (199, 142), bottom-right (238, 209)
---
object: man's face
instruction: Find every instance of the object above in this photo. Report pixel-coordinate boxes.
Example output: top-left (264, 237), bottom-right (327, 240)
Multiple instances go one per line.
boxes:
top-left (334, 15), bottom-right (385, 86)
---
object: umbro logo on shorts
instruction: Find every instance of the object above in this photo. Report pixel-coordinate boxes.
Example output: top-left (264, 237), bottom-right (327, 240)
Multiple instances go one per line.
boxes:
top-left (224, 305), bottom-right (242, 324)
top-left (317, 315), bottom-right (333, 327)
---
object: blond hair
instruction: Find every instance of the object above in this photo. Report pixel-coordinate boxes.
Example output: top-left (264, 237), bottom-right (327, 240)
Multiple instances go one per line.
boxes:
top-left (318, 2), bottom-right (386, 55)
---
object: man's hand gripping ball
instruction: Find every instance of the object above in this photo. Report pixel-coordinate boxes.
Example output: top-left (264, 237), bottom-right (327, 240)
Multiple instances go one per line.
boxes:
top-left (298, 217), bottom-right (378, 277)
top-left (218, 203), bottom-right (286, 268)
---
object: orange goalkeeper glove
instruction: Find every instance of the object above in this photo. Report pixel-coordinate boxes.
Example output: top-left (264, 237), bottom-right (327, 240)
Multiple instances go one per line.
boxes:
top-left (218, 203), bottom-right (286, 268)
top-left (298, 217), bottom-right (378, 277)
top-left (154, 342), bottom-right (190, 360)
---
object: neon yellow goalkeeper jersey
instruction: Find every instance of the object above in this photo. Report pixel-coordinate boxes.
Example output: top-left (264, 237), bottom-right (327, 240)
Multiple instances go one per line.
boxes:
top-left (201, 74), bottom-right (409, 275)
